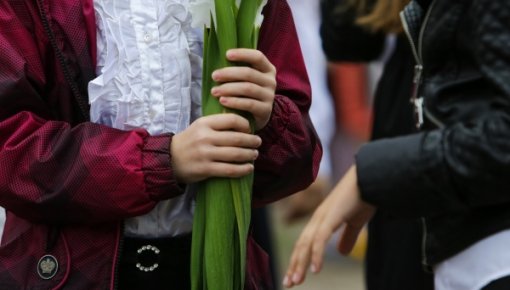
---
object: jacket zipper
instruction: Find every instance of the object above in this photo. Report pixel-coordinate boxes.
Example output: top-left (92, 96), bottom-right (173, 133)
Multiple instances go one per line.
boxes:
top-left (400, 0), bottom-right (438, 269)
top-left (420, 217), bottom-right (432, 272)
top-left (400, 0), bottom-right (443, 129)
top-left (36, 2), bottom-right (122, 288)
top-left (111, 223), bottom-right (124, 290)
top-left (35, 0), bottom-right (90, 121)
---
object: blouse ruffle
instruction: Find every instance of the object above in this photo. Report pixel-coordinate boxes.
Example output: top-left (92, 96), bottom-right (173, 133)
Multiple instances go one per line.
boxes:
top-left (88, 0), bottom-right (202, 136)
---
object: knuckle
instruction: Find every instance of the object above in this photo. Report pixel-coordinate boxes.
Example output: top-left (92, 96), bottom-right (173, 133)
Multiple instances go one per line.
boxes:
top-left (195, 146), bottom-right (208, 159)
top-left (196, 131), bottom-right (211, 144)
top-left (242, 83), bottom-right (256, 96)
top-left (246, 83), bottom-right (258, 96)
top-left (236, 116), bottom-right (250, 129)
top-left (224, 166), bottom-right (238, 177)
top-left (222, 114), bottom-right (236, 126)
top-left (228, 113), bottom-right (240, 123)
top-left (233, 150), bottom-right (244, 160)
top-left (195, 116), bottom-right (208, 126)
top-left (269, 78), bottom-right (277, 89)
top-left (255, 51), bottom-right (265, 63)
top-left (242, 67), bottom-right (254, 79)
top-left (270, 64), bottom-right (277, 75)
top-left (242, 164), bottom-right (254, 175)
top-left (241, 149), bottom-right (254, 161)
top-left (233, 135), bottom-right (244, 146)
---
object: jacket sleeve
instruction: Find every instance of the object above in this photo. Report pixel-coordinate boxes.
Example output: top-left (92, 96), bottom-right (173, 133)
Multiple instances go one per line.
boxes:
top-left (251, 0), bottom-right (322, 207)
top-left (355, 1), bottom-right (510, 218)
top-left (0, 112), bottom-right (185, 224)
top-left (0, 2), bottom-right (184, 224)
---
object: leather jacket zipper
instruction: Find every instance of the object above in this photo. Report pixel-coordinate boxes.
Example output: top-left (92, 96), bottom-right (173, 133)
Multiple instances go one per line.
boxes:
top-left (400, 0), bottom-right (443, 129)
top-left (420, 217), bottom-right (432, 272)
top-left (400, 0), bottom-right (439, 269)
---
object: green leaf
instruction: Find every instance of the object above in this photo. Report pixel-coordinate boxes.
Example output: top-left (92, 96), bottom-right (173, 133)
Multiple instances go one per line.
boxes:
top-left (230, 176), bottom-right (252, 284)
top-left (202, 23), bottom-right (224, 116)
top-left (203, 178), bottom-right (236, 290)
top-left (214, 0), bottom-right (237, 63)
top-left (236, 0), bottom-right (259, 48)
top-left (191, 1), bottom-right (263, 290)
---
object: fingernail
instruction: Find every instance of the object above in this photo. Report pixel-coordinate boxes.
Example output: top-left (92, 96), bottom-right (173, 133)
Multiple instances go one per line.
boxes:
top-left (292, 273), bottom-right (301, 284)
top-left (211, 88), bottom-right (218, 95)
top-left (211, 72), bottom-right (219, 81)
top-left (282, 276), bottom-right (290, 287)
top-left (310, 264), bottom-right (317, 273)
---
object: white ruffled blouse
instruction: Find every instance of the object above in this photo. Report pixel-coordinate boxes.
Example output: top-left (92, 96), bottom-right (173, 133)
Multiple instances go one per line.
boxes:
top-left (88, 0), bottom-right (203, 237)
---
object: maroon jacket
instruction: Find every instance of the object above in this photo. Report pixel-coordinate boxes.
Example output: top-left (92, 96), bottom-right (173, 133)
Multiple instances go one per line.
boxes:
top-left (0, 0), bottom-right (321, 289)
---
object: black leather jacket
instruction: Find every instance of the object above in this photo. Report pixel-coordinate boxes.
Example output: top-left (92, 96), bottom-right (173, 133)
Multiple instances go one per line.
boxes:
top-left (356, 0), bottom-right (510, 267)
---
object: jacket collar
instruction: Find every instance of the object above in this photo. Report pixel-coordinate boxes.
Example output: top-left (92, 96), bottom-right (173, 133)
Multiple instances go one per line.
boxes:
top-left (401, 0), bottom-right (425, 45)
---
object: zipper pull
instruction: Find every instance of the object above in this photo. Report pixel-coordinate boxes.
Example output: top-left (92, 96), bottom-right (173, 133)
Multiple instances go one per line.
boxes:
top-left (414, 97), bottom-right (424, 128)
top-left (413, 64), bottom-right (423, 84)
top-left (411, 64), bottom-right (424, 128)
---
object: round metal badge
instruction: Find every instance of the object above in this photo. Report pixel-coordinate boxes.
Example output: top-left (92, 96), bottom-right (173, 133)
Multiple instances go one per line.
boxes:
top-left (37, 255), bottom-right (59, 280)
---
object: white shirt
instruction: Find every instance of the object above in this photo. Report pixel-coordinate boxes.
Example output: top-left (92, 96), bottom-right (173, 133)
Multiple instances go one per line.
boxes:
top-left (434, 229), bottom-right (510, 290)
top-left (88, 0), bottom-right (203, 237)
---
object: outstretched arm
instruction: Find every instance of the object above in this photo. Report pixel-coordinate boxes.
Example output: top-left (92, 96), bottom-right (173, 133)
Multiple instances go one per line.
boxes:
top-left (283, 166), bottom-right (375, 288)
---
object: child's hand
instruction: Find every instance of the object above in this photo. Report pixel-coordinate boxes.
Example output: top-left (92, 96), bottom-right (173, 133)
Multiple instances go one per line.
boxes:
top-left (283, 166), bottom-right (376, 288)
top-left (171, 114), bottom-right (262, 184)
top-left (211, 48), bottom-right (277, 131)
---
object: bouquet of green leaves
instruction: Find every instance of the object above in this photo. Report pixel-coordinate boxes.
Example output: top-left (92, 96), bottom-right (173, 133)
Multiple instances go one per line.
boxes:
top-left (188, 0), bottom-right (267, 289)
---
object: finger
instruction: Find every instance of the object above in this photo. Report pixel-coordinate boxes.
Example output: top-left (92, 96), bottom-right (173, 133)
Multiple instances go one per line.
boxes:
top-left (226, 48), bottom-right (276, 74)
top-left (201, 113), bottom-right (251, 133)
top-left (210, 131), bottom-right (262, 148)
top-left (218, 94), bottom-right (268, 119)
top-left (283, 206), bottom-right (330, 288)
top-left (309, 224), bottom-right (335, 274)
top-left (212, 66), bottom-right (275, 89)
top-left (285, 238), bottom-right (310, 287)
top-left (204, 162), bottom-right (254, 178)
top-left (212, 82), bottom-right (272, 102)
top-left (209, 146), bottom-right (259, 163)
top-left (286, 213), bottom-right (328, 286)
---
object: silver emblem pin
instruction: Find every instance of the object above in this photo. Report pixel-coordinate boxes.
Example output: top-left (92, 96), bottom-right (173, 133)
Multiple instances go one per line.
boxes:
top-left (37, 255), bottom-right (59, 280)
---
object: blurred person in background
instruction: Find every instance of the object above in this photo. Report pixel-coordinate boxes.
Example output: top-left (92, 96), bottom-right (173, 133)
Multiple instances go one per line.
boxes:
top-left (321, 0), bottom-right (434, 289)
top-left (285, 0), bottom-right (510, 289)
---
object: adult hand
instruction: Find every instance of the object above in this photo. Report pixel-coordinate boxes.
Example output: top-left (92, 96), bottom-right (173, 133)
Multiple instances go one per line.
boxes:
top-left (171, 113), bottom-right (262, 184)
top-left (211, 48), bottom-right (277, 131)
top-left (283, 165), bottom-right (376, 288)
